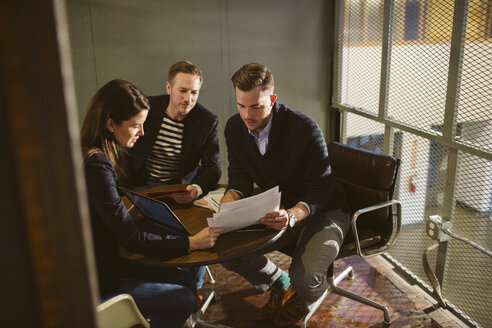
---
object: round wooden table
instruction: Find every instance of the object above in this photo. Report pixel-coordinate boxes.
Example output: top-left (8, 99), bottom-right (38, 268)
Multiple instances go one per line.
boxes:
top-left (121, 184), bottom-right (285, 267)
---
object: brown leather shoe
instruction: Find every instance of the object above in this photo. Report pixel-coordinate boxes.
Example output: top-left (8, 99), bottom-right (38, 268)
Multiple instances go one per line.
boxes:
top-left (273, 295), bottom-right (307, 328)
top-left (257, 285), bottom-right (297, 322)
top-left (195, 294), bottom-right (204, 312)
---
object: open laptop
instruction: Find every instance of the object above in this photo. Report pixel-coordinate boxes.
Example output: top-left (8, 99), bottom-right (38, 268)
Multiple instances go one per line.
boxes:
top-left (119, 187), bottom-right (190, 237)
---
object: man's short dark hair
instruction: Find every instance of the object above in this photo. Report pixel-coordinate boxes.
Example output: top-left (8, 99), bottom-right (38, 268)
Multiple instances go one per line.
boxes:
top-left (231, 63), bottom-right (274, 92)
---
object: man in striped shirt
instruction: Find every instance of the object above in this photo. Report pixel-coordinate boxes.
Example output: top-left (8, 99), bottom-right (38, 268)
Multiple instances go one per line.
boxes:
top-left (130, 61), bottom-right (221, 204)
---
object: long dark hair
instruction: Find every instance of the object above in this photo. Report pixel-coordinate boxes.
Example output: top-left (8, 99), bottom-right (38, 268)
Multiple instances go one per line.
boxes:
top-left (80, 79), bottom-right (149, 182)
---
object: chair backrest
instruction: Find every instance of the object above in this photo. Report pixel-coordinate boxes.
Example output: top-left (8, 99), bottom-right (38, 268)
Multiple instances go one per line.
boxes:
top-left (97, 294), bottom-right (149, 328)
top-left (328, 142), bottom-right (400, 254)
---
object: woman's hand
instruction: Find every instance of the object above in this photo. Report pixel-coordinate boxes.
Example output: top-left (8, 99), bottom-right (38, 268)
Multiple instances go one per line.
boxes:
top-left (189, 227), bottom-right (225, 250)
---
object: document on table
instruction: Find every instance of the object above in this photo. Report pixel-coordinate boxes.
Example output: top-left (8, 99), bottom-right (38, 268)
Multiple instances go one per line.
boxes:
top-left (193, 187), bottom-right (226, 212)
top-left (207, 186), bottom-right (281, 233)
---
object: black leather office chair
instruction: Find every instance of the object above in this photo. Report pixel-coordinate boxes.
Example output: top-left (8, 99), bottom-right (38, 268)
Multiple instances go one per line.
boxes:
top-left (300, 141), bottom-right (402, 327)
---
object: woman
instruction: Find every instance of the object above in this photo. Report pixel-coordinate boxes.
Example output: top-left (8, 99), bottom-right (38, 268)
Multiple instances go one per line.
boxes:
top-left (80, 79), bottom-right (223, 327)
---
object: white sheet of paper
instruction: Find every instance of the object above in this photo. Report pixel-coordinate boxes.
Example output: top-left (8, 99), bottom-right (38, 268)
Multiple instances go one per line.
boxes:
top-left (220, 186), bottom-right (279, 213)
top-left (207, 186), bottom-right (281, 232)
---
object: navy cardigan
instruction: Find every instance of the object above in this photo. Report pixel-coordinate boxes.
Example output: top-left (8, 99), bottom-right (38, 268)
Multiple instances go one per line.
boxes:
top-left (129, 95), bottom-right (221, 193)
top-left (224, 102), bottom-right (348, 215)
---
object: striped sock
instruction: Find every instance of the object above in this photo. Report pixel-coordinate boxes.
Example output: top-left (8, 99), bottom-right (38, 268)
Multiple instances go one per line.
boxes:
top-left (272, 270), bottom-right (291, 291)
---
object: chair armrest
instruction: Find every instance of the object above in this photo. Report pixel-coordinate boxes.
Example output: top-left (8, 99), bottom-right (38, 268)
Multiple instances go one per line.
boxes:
top-left (97, 294), bottom-right (150, 328)
top-left (351, 200), bottom-right (402, 258)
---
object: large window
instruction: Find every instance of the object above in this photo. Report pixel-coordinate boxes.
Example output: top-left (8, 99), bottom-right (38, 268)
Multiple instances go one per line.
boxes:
top-left (343, 0), bottom-right (492, 46)
top-left (333, 1), bottom-right (492, 327)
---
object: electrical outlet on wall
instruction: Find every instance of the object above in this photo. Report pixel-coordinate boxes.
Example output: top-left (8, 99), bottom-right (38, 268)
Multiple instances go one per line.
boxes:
top-left (425, 215), bottom-right (452, 242)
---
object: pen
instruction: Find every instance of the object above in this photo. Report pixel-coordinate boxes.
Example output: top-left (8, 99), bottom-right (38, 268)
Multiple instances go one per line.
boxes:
top-left (211, 198), bottom-right (220, 207)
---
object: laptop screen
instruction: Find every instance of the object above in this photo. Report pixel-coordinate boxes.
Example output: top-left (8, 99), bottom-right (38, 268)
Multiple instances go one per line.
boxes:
top-left (120, 188), bottom-right (189, 236)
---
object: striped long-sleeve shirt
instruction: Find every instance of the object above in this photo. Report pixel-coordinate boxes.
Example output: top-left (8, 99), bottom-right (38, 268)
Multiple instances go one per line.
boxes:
top-left (144, 115), bottom-right (184, 183)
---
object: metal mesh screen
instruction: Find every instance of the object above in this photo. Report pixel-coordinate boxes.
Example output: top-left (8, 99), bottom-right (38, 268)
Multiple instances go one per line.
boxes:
top-left (443, 151), bottom-right (492, 327)
top-left (345, 112), bottom-right (385, 146)
top-left (445, 245), bottom-right (492, 326)
top-left (336, 1), bottom-right (492, 327)
top-left (445, 150), bottom-right (492, 325)
top-left (387, 1), bottom-right (454, 130)
top-left (457, 0), bottom-right (492, 152)
top-left (340, 1), bottom-right (383, 113)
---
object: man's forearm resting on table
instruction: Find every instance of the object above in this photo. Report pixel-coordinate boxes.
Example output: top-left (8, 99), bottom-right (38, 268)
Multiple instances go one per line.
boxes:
top-left (221, 189), bottom-right (243, 204)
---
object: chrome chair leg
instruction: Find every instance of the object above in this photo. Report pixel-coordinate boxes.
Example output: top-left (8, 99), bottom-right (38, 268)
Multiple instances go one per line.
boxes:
top-left (300, 289), bottom-right (329, 328)
top-left (299, 266), bottom-right (356, 328)
top-left (328, 265), bottom-right (391, 324)
top-left (206, 266), bottom-right (215, 284)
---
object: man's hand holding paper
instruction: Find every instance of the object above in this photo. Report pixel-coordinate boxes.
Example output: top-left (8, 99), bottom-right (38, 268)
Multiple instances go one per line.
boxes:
top-left (258, 209), bottom-right (289, 231)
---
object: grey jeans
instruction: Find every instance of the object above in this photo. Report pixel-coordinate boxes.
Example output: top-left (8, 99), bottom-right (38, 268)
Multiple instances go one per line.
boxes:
top-left (221, 208), bottom-right (350, 313)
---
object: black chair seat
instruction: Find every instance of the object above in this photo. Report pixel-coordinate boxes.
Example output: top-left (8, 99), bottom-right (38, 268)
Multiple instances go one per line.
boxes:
top-left (337, 230), bottom-right (384, 259)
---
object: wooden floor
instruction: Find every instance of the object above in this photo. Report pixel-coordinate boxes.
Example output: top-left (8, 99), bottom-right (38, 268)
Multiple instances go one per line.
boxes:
top-left (197, 252), bottom-right (467, 328)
